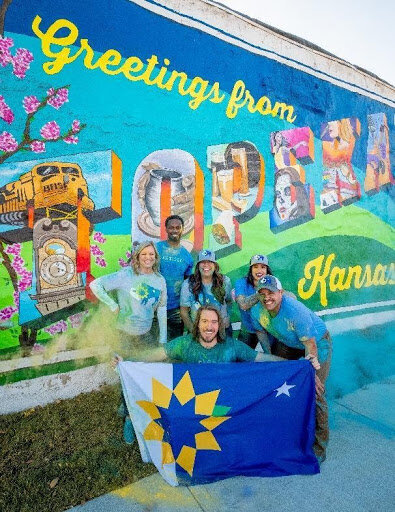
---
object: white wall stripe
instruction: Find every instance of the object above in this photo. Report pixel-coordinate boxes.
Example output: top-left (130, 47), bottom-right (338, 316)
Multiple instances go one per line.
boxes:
top-left (0, 347), bottom-right (108, 374)
top-left (129, 0), bottom-right (395, 106)
top-left (316, 300), bottom-right (395, 316)
top-left (326, 310), bottom-right (395, 335)
top-left (0, 363), bottom-right (118, 415)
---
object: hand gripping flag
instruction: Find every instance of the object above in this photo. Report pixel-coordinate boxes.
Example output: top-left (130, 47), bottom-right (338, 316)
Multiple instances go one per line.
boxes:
top-left (118, 360), bottom-right (319, 486)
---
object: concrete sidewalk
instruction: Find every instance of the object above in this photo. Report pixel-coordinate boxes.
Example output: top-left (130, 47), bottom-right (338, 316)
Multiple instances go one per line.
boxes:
top-left (68, 377), bottom-right (395, 512)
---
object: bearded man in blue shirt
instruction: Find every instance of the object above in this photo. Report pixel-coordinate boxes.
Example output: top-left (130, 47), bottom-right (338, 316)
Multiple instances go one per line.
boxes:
top-left (251, 275), bottom-right (332, 464)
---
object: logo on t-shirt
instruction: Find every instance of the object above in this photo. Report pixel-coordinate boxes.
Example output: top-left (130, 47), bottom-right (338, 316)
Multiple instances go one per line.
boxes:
top-left (131, 283), bottom-right (160, 305)
top-left (259, 312), bottom-right (270, 328)
top-left (286, 319), bottom-right (296, 332)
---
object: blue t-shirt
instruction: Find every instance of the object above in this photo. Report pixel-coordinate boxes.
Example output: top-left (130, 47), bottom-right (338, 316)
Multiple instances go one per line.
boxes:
top-left (234, 277), bottom-right (257, 333)
top-left (180, 276), bottom-right (233, 326)
top-left (251, 295), bottom-right (330, 363)
top-left (156, 241), bottom-right (193, 310)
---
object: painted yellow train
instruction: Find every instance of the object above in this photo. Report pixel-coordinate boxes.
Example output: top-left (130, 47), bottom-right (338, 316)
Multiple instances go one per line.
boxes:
top-left (0, 162), bottom-right (94, 222)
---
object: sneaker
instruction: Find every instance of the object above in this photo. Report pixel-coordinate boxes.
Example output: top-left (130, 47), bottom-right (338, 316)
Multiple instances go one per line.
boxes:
top-left (118, 403), bottom-right (126, 417)
top-left (123, 416), bottom-right (135, 445)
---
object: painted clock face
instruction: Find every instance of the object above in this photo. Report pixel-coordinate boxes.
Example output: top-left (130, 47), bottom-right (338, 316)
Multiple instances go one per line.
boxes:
top-left (40, 254), bottom-right (75, 286)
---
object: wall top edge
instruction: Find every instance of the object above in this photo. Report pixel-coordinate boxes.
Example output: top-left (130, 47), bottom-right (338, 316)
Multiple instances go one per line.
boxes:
top-left (131, 0), bottom-right (395, 105)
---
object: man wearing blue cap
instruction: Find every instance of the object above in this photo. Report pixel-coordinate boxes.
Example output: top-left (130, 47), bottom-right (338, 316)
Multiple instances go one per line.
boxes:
top-left (251, 275), bottom-right (332, 463)
top-left (156, 215), bottom-right (194, 339)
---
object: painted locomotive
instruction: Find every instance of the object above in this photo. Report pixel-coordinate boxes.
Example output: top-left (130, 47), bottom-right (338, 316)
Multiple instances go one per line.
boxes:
top-left (0, 162), bottom-right (94, 224)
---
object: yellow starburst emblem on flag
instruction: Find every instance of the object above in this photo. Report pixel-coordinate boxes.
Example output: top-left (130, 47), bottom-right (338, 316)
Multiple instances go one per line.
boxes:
top-left (137, 371), bottom-right (231, 477)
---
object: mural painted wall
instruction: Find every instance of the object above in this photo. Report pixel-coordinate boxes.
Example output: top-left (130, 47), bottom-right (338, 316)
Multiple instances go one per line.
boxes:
top-left (0, 0), bottom-right (394, 397)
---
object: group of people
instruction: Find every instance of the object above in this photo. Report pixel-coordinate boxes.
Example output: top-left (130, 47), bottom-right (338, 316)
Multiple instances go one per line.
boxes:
top-left (90, 215), bottom-right (332, 464)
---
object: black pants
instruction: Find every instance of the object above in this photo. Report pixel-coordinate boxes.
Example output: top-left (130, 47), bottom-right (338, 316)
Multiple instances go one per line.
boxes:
top-left (167, 307), bottom-right (184, 340)
top-left (151, 307), bottom-right (184, 342)
top-left (271, 339), bottom-right (305, 359)
top-left (238, 330), bottom-right (259, 349)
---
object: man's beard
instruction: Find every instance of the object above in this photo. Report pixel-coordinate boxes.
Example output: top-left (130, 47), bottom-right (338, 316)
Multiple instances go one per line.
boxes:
top-left (199, 331), bottom-right (217, 344)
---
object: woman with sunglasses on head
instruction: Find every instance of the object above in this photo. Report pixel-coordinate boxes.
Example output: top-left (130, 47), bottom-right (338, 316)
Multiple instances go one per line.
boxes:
top-left (180, 249), bottom-right (233, 336)
top-left (234, 254), bottom-right (274, 349)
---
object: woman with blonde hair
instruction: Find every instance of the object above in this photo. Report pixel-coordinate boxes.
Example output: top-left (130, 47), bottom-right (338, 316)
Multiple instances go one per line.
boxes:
top-left (90, 241), bottom-right (167, 351)
top-left (90, 240), bottom-right (167, 444)
top-left (321, 119), bottom-right (360, 205)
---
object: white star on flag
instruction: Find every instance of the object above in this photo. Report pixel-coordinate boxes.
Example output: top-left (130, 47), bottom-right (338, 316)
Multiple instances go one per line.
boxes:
top-left (275, 381), bottom-right (296, 397)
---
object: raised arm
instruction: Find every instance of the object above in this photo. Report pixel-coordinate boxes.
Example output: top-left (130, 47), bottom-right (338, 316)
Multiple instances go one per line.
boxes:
top-left (255, 352), bottom-right (283, 362)
top-left (112, 345), bottom-right (167, 367)
top-left (180, 279), bottom-right (194, 333)
top-left (235, 293), bottom-right (259, 311)
top-left (90, 275), bottom-right (120, 312)
top-left (140, 345), bottom-right (168, 362)
top-left (301, 337), bottom-right (320, 370)
top-left (256, 329), bottom-right (272, 354)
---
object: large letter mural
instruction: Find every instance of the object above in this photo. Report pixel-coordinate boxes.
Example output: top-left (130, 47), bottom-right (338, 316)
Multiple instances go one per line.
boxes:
top-left (0, 151), bottom-right (121, 335)
top-left (208, 141), bottom-right (265, 256)
top-left (320, 118), bottom-right (361, 212)
top-left (269, 127), bottom-right (315, 232)
top-left (131, 149), bottom-right (204, 252)
top-left (365, 113), bottom-right (394, 194)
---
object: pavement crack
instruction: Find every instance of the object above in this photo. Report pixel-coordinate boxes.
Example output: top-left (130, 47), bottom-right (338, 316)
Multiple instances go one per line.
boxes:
top-left (332, 400), bottom-right (395, 437)
top-left (186, 486), bottom-right (207, 512)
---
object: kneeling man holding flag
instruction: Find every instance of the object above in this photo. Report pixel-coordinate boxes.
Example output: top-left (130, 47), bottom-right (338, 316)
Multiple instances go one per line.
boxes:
top-left (115, 305), bottom-right (322, 485)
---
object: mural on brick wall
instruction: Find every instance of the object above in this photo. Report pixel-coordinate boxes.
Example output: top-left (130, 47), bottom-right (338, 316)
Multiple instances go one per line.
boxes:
top-left (0, 0), bottom-right (394, 396)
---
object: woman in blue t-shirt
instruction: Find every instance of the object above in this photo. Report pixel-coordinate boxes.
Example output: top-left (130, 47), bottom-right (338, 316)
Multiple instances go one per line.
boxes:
top-left (180, 249), bottom-right (232, 336)
top-left (234, 254), bottom-right (274, 348)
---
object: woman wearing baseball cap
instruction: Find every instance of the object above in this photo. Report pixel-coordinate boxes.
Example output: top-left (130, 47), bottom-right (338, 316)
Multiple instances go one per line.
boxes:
top-left (180, 249), bottom-right (232, 335)
top-left (234, 254), bottom-right (274, 348)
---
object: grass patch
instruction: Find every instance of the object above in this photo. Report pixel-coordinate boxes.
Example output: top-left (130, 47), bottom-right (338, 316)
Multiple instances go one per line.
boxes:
top-left (0, 385), bottom-right (156, 512)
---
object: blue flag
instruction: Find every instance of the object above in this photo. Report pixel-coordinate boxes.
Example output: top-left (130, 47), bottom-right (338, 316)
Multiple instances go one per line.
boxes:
top-left (118, 360), bottom-right (319, 486)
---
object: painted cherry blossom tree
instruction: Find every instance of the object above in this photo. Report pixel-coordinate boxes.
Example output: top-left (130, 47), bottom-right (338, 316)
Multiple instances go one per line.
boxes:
top-left (0, 83), bottom-right (86, 164)
top-left (0, 27), bottom-right (87, 348)
top-left (91, 230), bottom-right (132, 270)
top-left (91, 231), bottom-right (108, 268)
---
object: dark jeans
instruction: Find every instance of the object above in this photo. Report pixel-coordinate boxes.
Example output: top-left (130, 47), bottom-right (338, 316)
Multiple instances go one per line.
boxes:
top-left (272, 336), bottom-right (332, 462)
top-left (238, 330), bottom-right (259, 349)
top-left (167, 307), bottom-right (184, 340)
top-left (118, 330), bottom-right (157, 359)
top-left (271, 340), bottom-right (304, 359)
top-left (151, 307), bottom-right (184, 342)
top-left (118, 328), bottom-right (157, 427)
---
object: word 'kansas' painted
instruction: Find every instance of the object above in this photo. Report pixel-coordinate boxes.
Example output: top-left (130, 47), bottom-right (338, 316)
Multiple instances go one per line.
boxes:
top-left (298, 253), bottom-right (395, 307)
